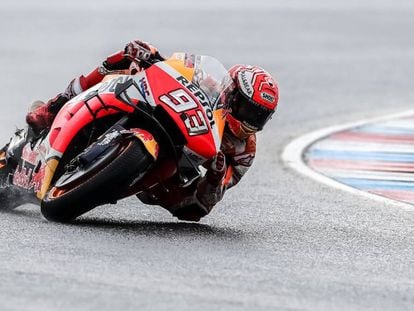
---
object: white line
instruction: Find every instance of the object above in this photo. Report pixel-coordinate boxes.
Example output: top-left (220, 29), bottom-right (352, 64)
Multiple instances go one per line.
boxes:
top-left (312, 140), bottom-right (414, 153)
top-left (281, 109), bottom-right (414, 211)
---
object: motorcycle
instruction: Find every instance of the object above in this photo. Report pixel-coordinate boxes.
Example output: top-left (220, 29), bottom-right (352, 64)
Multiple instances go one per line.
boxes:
top-left (0, 53), bottom-right (231, 222)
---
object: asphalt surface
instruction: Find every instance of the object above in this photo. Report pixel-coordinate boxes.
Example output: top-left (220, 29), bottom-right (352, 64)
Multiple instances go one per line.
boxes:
top-left (1, 1), bottom-right (414, 310)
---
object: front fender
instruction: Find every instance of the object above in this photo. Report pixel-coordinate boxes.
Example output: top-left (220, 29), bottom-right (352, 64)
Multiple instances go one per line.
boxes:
top-left (48, 94), bottom-right (133, 157)
top-left (38, 93), bottom-right (134, 199)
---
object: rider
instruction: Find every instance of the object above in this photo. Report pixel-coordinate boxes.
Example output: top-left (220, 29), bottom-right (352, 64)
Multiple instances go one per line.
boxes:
top-left (25, 40), bottom-right (279, 221)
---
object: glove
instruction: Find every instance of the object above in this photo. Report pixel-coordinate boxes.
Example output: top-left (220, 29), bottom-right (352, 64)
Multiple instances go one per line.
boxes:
top-left (124, 40), bottom-right (158, 62)
top-left (193, 151), bottom-right (227, 209)
top-left (171, 152), bottom-right (227, 222)
top-left (205, 151), bottom-right (226, 185)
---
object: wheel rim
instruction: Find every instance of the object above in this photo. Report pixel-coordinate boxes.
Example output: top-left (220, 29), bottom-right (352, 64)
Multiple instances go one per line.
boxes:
top-left (49, 187), bottom-right (68, 199)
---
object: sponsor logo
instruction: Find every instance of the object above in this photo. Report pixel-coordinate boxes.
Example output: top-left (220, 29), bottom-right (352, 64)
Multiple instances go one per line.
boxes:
top-left (21, 144), bottom-right (47, 166)
top-left (239, 72), bottom-right (253, 96)
top-left (12, 164), bottom-right (44, 192)
top-left (21, 145), bottom-right (39, 166)
top-left (261, 92), bottom-right (275, 103)
top-left (97, 130), bottom-right (120, 146)
top-left (132, 130), bottom-right (153, 142)
top-left (83, 76), bottom-right (131, 99)
top-left (139, 77), bottom-right (150, 96)
top-left (176, 76), bottom-right (215, 128)
top-left (137, 133), bottom-right (159, 159)
top-left (99, 76), bottom-right (130, 93)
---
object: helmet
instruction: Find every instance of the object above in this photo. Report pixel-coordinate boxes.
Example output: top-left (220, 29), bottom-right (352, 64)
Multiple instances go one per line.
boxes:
top-left (225, 65), bottom-right (278, 138)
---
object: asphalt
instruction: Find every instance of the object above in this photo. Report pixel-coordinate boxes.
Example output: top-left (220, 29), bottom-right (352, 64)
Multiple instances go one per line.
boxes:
top-left (1, 1), bottom-right (414, 310)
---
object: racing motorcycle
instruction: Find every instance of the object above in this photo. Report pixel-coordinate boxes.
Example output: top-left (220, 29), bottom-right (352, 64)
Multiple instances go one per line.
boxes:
top-left (0, 53), bottom-right (230, 222)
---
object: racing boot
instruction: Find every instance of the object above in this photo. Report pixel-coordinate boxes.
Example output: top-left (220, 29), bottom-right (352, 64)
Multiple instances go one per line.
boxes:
top-left (136, 191), bottom-right (161, 206)
top-left (26, 74), bottom-right (86, 134)
top-left (26, 95), bottom-right (69, 134)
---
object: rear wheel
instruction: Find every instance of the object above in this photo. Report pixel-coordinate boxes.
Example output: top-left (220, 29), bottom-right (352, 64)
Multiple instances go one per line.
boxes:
top-left (41, 139), bottom-right (153, 222)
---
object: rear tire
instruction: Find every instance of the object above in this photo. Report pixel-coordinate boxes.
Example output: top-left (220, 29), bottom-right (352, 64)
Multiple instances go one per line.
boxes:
top-left (41, 139), bottom-right (153, 222)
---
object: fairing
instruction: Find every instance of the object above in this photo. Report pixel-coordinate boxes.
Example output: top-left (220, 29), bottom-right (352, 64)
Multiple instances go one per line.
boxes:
top-left (140, 53), bottom-right (231, 159)
top-left (39, 54), bottom-right (230, 198)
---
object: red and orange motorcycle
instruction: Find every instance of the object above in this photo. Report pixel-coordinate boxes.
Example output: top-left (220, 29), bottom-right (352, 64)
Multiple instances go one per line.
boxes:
top-left (0, 53), bottom-right (230, 222)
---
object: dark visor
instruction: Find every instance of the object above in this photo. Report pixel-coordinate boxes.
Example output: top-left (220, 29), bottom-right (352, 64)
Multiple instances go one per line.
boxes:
top-left (231, 92), bottom-right (274, 131)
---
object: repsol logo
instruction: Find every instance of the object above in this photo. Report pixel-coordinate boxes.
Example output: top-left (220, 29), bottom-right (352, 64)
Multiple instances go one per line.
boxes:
top-left (176, 76), bottom-right (215, 127)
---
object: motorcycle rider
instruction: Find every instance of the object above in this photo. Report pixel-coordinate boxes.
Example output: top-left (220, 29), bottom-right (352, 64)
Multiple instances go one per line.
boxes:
top-left (25, 40), bottom-right (279, 221)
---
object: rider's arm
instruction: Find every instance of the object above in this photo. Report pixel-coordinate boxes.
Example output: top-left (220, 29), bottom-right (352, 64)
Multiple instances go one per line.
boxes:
top-left (50, 40), bottom-right (163, 110)
top-left (219, 132), bottom-right (256, 190)
top-left (194, 133), bottom-right (257, 212)
top-left (166, 134), bottom-right (256, 222)
top-left (172, 152), bottom-right (227, 222)
top-left (27, 40), bottom-right (164, 132)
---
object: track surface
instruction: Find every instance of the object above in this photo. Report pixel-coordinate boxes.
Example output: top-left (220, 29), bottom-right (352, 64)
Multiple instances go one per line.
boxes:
top-left (1, 1), bottom-right (414, 310)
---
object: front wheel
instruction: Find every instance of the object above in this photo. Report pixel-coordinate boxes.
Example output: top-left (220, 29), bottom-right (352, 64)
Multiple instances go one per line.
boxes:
top-left (41, 139), bottom-right (153, 222)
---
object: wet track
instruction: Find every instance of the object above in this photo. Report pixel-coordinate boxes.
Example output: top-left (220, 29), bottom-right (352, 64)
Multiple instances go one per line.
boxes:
top-left (1, 1), bottom-right (414, 310)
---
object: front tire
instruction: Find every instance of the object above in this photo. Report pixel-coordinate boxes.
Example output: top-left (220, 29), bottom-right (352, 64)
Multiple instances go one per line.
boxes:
top-left (41, 139), bottom-right (153, 222)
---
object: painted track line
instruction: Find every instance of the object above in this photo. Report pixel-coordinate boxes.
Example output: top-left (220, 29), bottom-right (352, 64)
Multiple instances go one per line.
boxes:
top-left (281, 109), bottom-right (414, 211)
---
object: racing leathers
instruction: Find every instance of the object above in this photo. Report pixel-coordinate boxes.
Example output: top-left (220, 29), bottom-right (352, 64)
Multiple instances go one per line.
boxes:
top-left (26, 40), bottom-right (163, 133)
top-left (25, 40), bottom-right (257, 221)
top-left (138, 130), bottom-right (256, 221)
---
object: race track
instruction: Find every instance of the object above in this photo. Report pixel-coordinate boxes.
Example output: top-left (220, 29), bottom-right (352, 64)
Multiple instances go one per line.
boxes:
top-left (1, 1), bottom-right (414, 310)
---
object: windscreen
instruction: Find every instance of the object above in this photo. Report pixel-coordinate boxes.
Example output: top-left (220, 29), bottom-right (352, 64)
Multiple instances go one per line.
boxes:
top-left (192, 55), bottom-right (234, 109)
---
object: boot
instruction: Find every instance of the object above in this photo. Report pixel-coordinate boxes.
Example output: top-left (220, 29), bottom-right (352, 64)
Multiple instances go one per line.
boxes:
top-left (26, 95), bottom-right (69, 133)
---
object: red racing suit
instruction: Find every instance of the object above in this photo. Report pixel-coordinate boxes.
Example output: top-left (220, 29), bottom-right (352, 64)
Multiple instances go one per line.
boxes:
top-left (137, 130), bottom-right (256, 221)
top-left (37, 45), bottom-right (257, 221)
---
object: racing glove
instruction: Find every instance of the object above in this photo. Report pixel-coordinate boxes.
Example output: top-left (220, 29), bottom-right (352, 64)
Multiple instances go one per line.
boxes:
top-left (172, 152), bottom-right (227, 222)
top-left (204, 151), bottom-right (226, 186)
top-left (124, 40), bottom-right (164, 66)
top-left (196, 151), bottom-right (227, 211)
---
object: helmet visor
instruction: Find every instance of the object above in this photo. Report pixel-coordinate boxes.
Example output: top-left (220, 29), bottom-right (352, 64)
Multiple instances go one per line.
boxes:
top-left (231, 92), bottom-right (274, 131)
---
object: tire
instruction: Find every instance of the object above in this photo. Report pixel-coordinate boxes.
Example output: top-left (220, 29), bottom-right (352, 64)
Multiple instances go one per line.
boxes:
top-left (41, 139), bottom-right (153, 222)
